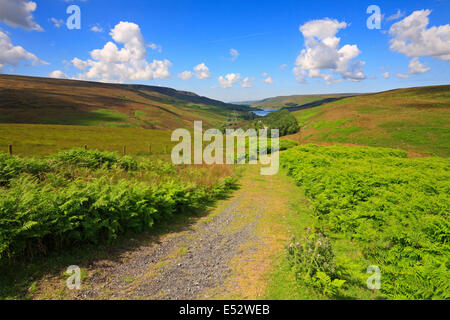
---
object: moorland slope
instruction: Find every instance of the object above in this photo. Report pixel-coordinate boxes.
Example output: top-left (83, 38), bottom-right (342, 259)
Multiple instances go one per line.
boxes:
top-left (0, 75), bottom-right (250, 130)
top-left (287, 85), bottom-right (450, 156)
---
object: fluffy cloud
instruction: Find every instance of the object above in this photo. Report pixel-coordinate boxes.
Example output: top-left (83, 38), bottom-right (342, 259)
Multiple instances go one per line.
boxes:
top-left (408, 57), bottom-right (430, 74)
top-left (178, 71), bottom-right (193, 80)
top-left (50, 18), bottom-right (64, 28)
top-left (395, 57), bottom-right (430, 79)
top-left (0, 0), bottom-right (42, 31)
top-left (293, 67), bottom-right (306, 83)
top-left (218, 73), bottom-right (241, 88)
top-left (294, 18), bottom-right (366, 84)
top-left (178, 63), bottom-right (211, 81)
top-left (388, 10), bottom-right (450, 77)
top-left (389, 10), bottom-right (450, 61)
top-left (49, 70), bottom-right (68, 79)
top-left (396, 73), bottom-right (410, 79)
top-left (193, 63), bottom-right (211, 79)
top-left (382, 72), bottom-right (390, 79)
top-left (262, 72), bottom-right (273, 84)
top-left (72, 22), bottom-right (171, 82)
top-left (241, 76), bottom-right (254, 88)
top-left (147, 43), bottom-right (162, 52)
top-left (71, 57), bottom-right (88, 70)
top-left (230, 48), bottom-right (239, 61)
top-left (0, 30), bottom-right (47, 71)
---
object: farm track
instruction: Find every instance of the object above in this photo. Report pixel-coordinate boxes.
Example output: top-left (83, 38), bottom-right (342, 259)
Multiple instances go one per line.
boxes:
top-left (71, 164), bottom-right (296, 300)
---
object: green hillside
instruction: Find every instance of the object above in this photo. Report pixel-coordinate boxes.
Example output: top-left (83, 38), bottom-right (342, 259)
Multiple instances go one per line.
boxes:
top-left (287, 85), bottom-right (450, 157)
top-left (249, 93), bottom-right (353, 109)
top-left (0, 75), bottom-right (251, 130)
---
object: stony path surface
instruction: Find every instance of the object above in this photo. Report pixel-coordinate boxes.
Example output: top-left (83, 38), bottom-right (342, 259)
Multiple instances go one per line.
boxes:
top-left (70, 165), bottom-right (296, 300)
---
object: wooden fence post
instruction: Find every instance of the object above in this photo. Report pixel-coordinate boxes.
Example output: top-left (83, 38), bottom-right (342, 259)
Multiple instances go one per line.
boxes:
top-left (84, 145), bottom-right (88, 150)
top-left (8, 144), bottom-right (12, 156)
top-left (123, 145), bottom-right (127, 155)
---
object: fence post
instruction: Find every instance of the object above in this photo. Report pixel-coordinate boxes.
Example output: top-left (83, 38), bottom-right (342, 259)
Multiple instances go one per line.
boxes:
top-left (123, 145), bottom-right (127, 155)
top-left (84, 145), bottom-right (87, 150)
top-left (8, 144), bottom-right (12, 156)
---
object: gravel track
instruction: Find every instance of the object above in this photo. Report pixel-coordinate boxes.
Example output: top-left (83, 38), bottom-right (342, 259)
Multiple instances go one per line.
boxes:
top-left (75, 189), bottom-right (266, 300)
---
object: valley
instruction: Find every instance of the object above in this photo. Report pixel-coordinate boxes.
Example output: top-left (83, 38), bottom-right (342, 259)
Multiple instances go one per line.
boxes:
top-left (0, 76), bottom-right (448, 301)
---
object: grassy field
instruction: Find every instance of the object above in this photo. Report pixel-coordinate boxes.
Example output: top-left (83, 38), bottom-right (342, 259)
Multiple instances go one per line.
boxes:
top-left (0, 124), bottom-right (175, 157)
top-left (287, 85), bottom-right (450, 157)
top-left (0, 75), bottom-right (251, 131)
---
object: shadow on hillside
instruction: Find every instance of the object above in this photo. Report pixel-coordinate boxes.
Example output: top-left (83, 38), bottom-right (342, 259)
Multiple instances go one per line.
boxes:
top-left (0, 185), bottom-right (240, 300)
top-left (0, 88), bottom-right (136, 125)
top-left (286, 96), bottom-right (353, 112)
top-left (0, 88), bottom-right (132, 110)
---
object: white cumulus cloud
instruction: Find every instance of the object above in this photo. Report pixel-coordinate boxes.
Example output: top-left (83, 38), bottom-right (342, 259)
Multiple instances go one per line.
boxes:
top-left (396, 57), bottom-right (430, 79)
top-left (0, 30), bottom-right (47, 71)
top-left (50, 17), bottom-right (64, 28)
top-left (396, 73), bottom-right (410, 79)
top-left (388, 10), bottom-right (448, 77)
top-left (147, 43), bottom-right (162, 52)
top-left (241, 76), bottom-right (254, 88)
top-left (382, 72), bottom-right (390, 79)
top-left (262, 72), bottom-right (273, 84)
top-left (71, 21), bottom-right (172, 83)
top-left (293, 18), bottom-right (366, 84)
top-left (178, 63), bottom-right (211, 81)
top-left (71, 57), bottom-right (88, 70)
top-left (49, 70), bottom-right (68, 79)
top-left (218, 73), bottom-right (241, 88)
top-left (193, 63), bottom-right (211, 79)
top-left (389, 9), bottom-right (450, 62)
top-left (178, 70), bottom-right (193, 80)
top-left (408, 57), bottom-right (430, 74)
top-left (0, 0), bottom-right (42, 31)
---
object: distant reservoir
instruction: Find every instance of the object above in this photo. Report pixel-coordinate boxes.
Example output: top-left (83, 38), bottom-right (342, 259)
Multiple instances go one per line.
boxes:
top-left (251, 109), bottom-right (279, 117)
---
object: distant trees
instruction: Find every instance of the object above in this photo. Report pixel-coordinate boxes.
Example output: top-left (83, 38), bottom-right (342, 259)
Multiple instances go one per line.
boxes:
top-left (256, 109), bottom-right (300, 137)
top-left (220, 109), bottom-right (300, 137)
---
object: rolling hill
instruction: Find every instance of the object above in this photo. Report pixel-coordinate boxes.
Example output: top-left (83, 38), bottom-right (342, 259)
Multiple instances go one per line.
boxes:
top-left (0, 74), bottom-right (251, 130)
top-left (285, 85), bottom-right (450, 157)
top-left (246, 93), bottom-right (355, 109)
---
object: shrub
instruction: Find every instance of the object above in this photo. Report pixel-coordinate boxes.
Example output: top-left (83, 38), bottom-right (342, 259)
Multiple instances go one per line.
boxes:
top-left (286, 227), bottom-right (345, 297)
top-left (235, 138), bottom-right (299, 163)
top-left (0, 151), bottom-right (238, 262)
top-left (116, 156), bottom-right (138, 171)
top-left (0, 153), bottom-right (51, 186)
top-left (51, 149), bottom-right (120, 169)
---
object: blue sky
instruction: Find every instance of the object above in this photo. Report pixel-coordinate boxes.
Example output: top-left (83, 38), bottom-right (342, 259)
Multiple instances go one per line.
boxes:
top-left (0, 0), bottom-right (449, 102)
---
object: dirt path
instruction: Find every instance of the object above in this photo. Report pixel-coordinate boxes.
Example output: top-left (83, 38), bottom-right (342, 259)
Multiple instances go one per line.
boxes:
top-left (58, 165), bottom-right (300, 300)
